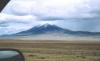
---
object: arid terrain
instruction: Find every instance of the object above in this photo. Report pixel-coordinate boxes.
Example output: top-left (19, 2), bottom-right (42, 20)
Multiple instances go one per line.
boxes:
top-left (0, 40), bottom-right (100, 61)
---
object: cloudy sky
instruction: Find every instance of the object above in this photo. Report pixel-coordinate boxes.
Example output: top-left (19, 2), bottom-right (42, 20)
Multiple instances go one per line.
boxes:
top-left (0, 0), bottom-right (100, 35)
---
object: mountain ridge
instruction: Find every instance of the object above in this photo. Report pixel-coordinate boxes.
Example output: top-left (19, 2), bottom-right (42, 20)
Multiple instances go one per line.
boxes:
top-left (14, 24), bottom-right (100, 36)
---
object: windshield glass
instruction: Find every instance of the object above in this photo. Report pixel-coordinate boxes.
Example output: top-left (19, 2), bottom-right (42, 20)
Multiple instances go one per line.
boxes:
top-left (0, 0), bottom-right (100, 40)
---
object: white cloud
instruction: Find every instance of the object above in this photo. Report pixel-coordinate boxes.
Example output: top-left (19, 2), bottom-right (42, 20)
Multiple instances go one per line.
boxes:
top-left (0, 13), bottom-right (39, 35)
top-left (0, 0), bottom-right (100, 35)
top-left (0, 13), bottom-right (38, 23)
top-left (3, 0), bottom-right (100, 19)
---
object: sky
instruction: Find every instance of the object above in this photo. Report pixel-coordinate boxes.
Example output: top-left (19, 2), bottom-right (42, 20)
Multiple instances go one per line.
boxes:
top-left (0, 0), bottom-right (100, 35)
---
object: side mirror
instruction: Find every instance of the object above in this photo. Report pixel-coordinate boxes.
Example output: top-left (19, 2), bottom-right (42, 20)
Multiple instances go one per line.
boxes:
top-left (0, 0), bottom-right (10, 12)
top-left (0, 49), bottom-right (25, 61)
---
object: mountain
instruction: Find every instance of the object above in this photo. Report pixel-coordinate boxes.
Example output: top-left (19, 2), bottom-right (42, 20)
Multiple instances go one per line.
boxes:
top-left (14, 24), bottom-right (100, 36)
top-left (14, 24), bottom-right (68, 36)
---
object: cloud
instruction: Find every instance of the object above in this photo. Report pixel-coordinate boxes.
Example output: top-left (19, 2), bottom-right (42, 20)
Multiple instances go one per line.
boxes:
top-left (0, 13), bottom-right (37, 23)
top-left (0, 0), bottom-right (100, 35)
top-left (3, 0), bottom-right (100, 20)
top-left (0, 13), bottom-right (39, 35)
top-left (55, 20), bottom-right (100, 32)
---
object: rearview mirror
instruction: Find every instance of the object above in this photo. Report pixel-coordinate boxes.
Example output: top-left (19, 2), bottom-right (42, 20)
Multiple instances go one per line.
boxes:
top-left (0, 49), bottom-right (25, 61)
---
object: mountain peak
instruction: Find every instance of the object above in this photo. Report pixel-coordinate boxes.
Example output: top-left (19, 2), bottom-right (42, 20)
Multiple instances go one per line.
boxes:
top-left (41, 23), bottom-right (55, 27)
top-left (39, 24), bottom-right (64, 31)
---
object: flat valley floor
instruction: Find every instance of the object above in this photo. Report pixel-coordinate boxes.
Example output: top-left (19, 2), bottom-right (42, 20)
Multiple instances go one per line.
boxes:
top-left (0, 40), bottom-right (100, 61)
